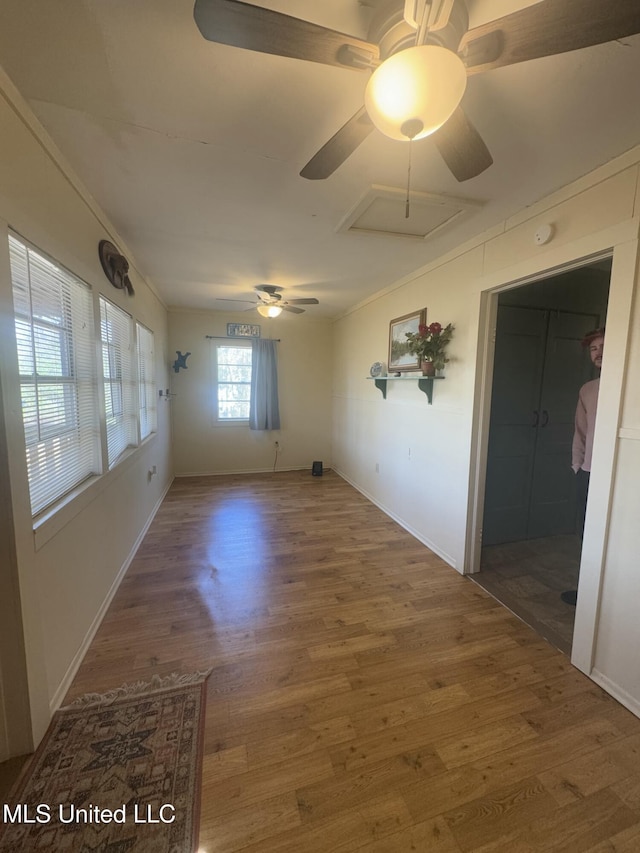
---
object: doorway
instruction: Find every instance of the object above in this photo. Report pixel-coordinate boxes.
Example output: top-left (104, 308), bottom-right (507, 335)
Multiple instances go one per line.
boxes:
top-left (472, 260), bottom-right (611, 654)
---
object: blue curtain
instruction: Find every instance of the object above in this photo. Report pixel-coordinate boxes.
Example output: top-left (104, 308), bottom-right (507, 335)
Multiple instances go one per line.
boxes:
top-left (249, 338), bottom-right (280, 431)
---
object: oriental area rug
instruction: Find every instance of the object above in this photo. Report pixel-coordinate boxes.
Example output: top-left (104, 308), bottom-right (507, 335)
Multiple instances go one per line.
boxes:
top-left (0, 671), bottom-right (209, 853)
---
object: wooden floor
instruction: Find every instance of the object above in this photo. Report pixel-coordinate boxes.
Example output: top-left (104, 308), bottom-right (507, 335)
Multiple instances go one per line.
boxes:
top-left (29, 472), bottom-right (640, 849)
top-left (473, 536), bottom-right (581, 656)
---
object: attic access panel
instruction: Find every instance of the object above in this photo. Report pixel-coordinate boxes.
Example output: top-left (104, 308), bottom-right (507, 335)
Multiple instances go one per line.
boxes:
top-left (337, 185), bottom-right (483, 240)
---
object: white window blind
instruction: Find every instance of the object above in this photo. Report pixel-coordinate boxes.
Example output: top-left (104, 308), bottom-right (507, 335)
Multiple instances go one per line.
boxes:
top-left (216, 344), bottom-right (252, 420)
top-left (99, 296), bottom-right (137, 466)
top-left (9, 235), bottom-right (100, 515)
top-left (136, 322), bottom-right (157, 440)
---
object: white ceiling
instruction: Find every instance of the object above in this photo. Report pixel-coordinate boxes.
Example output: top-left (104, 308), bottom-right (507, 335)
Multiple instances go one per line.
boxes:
top-left (1, 0), bottom-right (639, 318)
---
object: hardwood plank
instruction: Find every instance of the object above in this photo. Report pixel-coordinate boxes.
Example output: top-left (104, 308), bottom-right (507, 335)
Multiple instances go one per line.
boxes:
top-left (201, 750), bottom-right (335, 819)
top-left (585, 821), bottom-right (640, 852)
top-left (401, 718), bottom-right (629, 825)
top-left (352, 815), bottom-right (463, 852)
top-left (435, 714), bottom-right (540, 769)
top-left (296, 752), bottom-right (446, 825)
top-left (247, 716), bottom-right (356, 768)
top-left (537, 737), bottom-right (640, 806)
top-left (519, 787), bottom-right (638, 852)
top-left (198, 792), bottom-right (301, 852)
top-left (443, 776), bottom-right (556, 851)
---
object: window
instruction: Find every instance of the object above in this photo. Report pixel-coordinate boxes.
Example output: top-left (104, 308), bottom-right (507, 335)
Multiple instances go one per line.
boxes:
top-left (9, 235), bottom-right (159, 518)
top-left (99, 296), bottom-right (137, 466)
top-left (216, 344), bottom-right (251, 420)
top-left (136, 322), bottom-right (157, 440)
top-left (9, 235), bottom-right (100, 515)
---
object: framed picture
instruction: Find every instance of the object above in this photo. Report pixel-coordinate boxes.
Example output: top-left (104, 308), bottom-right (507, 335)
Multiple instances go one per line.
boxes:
top-left (388, 309), bottom-right (426, 372)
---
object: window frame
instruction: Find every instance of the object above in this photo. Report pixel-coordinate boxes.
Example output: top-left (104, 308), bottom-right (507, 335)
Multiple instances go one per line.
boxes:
top-left (8, 234), bottom-right (101, 517)
top-left (214, 342), bottom-right (252, 424)
top-left (99, 295), bottom-right (138, 468)
top-left (8, 232), bottom-right (161, 530)
top-left (136, 321), bottom-right (157, 441)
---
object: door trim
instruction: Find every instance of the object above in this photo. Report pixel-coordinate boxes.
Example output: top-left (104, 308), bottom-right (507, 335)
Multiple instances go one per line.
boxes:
top-left (466, 217), bottom-right (640, 677)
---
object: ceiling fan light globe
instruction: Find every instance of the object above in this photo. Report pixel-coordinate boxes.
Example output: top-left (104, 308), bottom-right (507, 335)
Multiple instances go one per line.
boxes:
top-left (257, 304), bottom-right (283, 318)
top-left (364, 45), bottom-right (467, 141)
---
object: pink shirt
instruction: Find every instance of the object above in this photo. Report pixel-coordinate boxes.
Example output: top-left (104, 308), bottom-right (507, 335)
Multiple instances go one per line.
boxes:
top-left (572, 378), bottom-right (600, 473)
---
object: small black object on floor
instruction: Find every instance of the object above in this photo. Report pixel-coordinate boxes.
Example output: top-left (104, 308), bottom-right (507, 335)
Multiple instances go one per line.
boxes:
top-left (561, 590), bottom-right (577, 606)
top-left (312, 461), bottom-right (323, 476)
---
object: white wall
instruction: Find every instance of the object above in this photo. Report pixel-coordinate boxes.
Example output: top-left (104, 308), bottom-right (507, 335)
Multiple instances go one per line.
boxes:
top-left (0, 70), bottom-right (172, 747)
top-left (169, 309), bottom-right (333, 475)
top-left (333, 149), bottom-right (640, 715)
top-left (333, 245), bottom-right (482, 568)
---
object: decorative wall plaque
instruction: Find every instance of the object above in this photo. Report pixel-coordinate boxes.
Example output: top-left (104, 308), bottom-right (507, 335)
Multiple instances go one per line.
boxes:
top-left (227, 323), bottom-right (260, 338)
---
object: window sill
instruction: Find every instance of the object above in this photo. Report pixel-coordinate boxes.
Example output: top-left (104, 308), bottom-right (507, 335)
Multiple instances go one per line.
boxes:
top-left (212, 419), bottom-right (250, 428)
top-left (33, 434), bottom-right (156, 551)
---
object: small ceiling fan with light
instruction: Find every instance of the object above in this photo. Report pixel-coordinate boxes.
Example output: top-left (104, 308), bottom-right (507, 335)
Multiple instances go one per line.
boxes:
top-left (254, 285), bottom-right (320, 317)
top-left (193, 0), bottom-right (640, 182)
top-left (218, 285), bottom-right (320, 317)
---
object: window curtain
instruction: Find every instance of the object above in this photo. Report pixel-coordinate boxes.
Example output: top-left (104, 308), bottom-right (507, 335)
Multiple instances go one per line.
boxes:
top-left (249, 338), bottom-right (280, 430)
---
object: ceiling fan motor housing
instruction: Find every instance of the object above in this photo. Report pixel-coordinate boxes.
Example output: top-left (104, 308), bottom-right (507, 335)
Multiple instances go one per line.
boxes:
top-left (368, 0), bottom-right (469, 58)
top-left (255, 284), bottom-right (283, 302)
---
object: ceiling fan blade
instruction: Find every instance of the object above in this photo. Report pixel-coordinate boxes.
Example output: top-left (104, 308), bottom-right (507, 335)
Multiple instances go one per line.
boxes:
top-left (431, 107), bottom-right (493, 182)
top-left (283, 305), bottom-right (305, 314)
top-left (194, 0), bottom-right (379, 70)
top-left (300, 107), bottom-right (374, 180)
top-left (287, 298), bottom-right (319, 305)
top-left (460, 0), bottom-right (640, 75)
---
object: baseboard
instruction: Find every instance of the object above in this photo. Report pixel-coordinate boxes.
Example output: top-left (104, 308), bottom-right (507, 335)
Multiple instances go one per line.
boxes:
top-left (590, 669), bottom-right (640, 719)
top-left (49, 477), bottom-right (174, 713)
top-left (174, 466), bottom-right (323, 477)
top-left (332, 466), bottom-right (457, 571)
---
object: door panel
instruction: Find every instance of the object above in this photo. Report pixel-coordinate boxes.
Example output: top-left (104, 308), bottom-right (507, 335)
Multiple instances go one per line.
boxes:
top-left (528, 311), bottom-right (598, 537)
top-left (484, 456), bottom-right (535, 543)
top-left (483, 306), bottom-right (546, 546)
top-left (484, 306), bottom-right (598, 545)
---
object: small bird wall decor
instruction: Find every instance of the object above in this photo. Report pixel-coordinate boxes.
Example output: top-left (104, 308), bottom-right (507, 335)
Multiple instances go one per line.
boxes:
top-left (172, 351), bottom-right (191, 373)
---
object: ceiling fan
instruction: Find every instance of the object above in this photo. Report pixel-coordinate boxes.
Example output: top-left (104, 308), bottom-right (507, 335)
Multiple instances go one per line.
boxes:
top-left (218, 285), bottom-right (320, 316)
top-left (194, 0), bottom-right (640, 182)
top-left (254, 284), bottom-right (320, 315)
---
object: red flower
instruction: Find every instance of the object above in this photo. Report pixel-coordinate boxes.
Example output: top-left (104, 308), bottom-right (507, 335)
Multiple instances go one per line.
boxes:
top-left (418, 324), bottom-right (428, 335)
top-left (428, 322), bottom-right (442, 334)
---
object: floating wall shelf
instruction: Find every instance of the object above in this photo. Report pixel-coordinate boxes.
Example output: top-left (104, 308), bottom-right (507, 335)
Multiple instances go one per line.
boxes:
top-left (367, 375), bottom-right (444, 404)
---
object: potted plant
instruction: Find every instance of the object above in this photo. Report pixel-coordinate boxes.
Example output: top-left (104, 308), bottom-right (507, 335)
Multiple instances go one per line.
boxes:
top-left (405, 321), bottom-right (454, 376)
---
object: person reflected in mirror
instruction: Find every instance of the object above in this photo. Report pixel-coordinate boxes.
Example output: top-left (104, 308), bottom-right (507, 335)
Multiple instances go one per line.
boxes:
top-left (561, 327), bottom-right (605, 606)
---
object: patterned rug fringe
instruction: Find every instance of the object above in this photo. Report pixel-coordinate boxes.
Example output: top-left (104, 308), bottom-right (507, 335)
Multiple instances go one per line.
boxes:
top-left (62, 670), bottom-right (211, 709)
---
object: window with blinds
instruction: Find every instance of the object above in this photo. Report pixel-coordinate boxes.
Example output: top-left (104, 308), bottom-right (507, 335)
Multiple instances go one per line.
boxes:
top-left (136, 322), bottom-right (157, 440)
top-left (99, 296), bottom-right (137, 466)
top-left (216, 344), bottom-right (252, 420)
top-left (9, 235), bottom-right (101, 515)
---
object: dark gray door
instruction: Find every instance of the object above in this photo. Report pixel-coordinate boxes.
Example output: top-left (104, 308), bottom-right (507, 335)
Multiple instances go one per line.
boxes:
top-left (528, 311), bottom-right (595, 537)
top-left (483, 306), bottom-right (597, 546)
top-left (483, 306), bottom-right (547, 545)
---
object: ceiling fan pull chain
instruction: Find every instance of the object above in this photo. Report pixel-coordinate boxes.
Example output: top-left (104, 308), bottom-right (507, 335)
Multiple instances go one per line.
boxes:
top-left (405, 138), bottom-right (413, 219)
